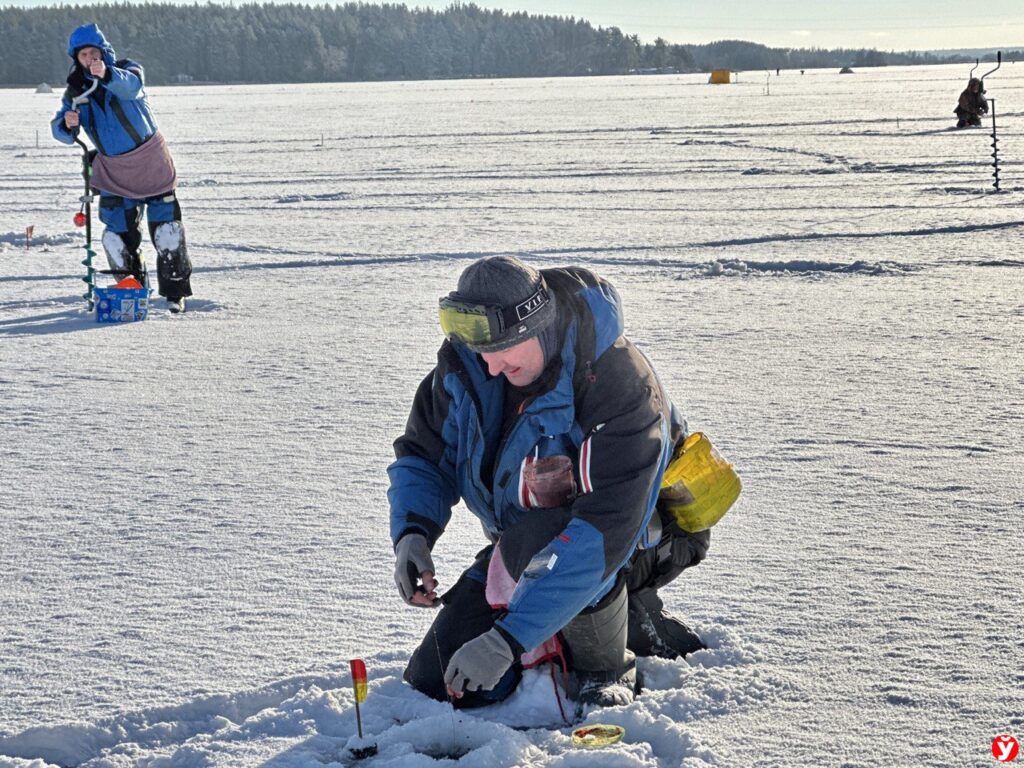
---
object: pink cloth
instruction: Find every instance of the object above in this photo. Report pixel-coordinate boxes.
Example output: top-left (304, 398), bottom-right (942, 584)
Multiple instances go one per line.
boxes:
top-left (91, 131), bottom-right (177, 199)
top-left (486, 544), bottom-right (563, 668)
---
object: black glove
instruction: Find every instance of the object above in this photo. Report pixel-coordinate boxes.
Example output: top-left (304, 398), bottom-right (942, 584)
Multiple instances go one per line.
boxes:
top-left (394, 533), bottom-right (438, 607)
top-left (443, 627), bottom-right (516, 695)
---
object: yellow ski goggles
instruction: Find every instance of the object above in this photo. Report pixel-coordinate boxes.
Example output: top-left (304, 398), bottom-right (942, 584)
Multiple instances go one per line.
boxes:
top-left (438, 286), bottom-right (550, 348)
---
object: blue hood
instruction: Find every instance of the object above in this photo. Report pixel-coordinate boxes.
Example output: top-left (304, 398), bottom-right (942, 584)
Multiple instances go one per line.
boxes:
top-left (67, 23), bottom-right (116, 66)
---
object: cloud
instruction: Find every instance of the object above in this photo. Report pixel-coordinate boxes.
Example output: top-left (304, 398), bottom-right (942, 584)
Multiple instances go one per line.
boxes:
top-left (791, 29), bottom-right (811, 37)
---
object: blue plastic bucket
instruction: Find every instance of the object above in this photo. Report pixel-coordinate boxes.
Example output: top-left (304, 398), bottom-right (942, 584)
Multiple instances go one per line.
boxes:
top-left (95, 285), bottom-right (150, 323)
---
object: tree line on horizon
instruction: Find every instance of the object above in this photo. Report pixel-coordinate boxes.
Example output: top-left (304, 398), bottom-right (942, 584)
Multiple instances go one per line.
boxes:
top-left (0, 2), bottom-right (1009, 87)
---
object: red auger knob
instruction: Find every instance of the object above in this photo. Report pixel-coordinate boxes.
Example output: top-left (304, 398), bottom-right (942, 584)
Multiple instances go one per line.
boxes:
top-left (74, 212), bottom-right (87, 227)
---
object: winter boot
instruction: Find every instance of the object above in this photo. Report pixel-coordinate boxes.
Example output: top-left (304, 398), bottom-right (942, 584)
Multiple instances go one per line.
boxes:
top-left (627, 589), bottom-right (705, 659)
top-left (562, 584), bottom-right (640, 708)
top-left (572, 658), bottom-right (640, 708)
top-left (167, 297), bottom-right (186, 314)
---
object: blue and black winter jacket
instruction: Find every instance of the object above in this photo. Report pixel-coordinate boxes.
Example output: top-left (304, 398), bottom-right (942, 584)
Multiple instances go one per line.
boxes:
top-left (388, 267), bottom-right (685, 654)
top-left (51, 23), bottom-right (158, 157)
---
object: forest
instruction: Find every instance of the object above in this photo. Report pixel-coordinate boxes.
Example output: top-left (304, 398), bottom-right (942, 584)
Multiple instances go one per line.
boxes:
top-left (0, 2), bottom-right (1005, 86)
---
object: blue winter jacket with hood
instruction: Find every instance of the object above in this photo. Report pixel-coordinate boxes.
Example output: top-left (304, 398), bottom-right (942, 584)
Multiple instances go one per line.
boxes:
top-left (388, 267), bottom-right (685, 655)
top-left (51, 24), bottom-right (158, 157)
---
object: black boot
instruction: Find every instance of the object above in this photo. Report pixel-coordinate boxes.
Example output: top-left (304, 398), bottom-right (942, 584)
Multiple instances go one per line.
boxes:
top-left (562, 584), bottom-right (640, 708)
top-left (627, 589), bottom-right (705, 659)
top-left (572, 657), bottom-right (639, 708)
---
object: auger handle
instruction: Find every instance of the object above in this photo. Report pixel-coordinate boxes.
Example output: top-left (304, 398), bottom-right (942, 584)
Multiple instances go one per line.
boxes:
top-left (980, 51), bottom-right (1001, 83)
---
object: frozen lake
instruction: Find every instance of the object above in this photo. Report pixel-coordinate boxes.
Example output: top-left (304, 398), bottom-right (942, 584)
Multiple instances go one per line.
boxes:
top-left (1, 64), bottom-right (1022, 766)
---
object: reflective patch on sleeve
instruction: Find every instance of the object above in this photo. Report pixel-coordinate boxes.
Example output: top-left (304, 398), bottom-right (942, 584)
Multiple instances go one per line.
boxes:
top-left (519, 456), bottom-right (532, 507)
top-left (579, 436), bottom-right (593, 494)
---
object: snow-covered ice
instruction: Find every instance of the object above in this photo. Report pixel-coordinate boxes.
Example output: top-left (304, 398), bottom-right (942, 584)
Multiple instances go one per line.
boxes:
top-left (1, 64), bottom-right (1022, 766)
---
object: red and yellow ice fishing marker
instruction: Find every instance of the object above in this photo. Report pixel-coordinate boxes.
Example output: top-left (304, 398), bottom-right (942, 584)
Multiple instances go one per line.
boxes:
top-left (350, 659), bottom-right (368, 703)
top-left (348, 658), bottom-right (377, 759)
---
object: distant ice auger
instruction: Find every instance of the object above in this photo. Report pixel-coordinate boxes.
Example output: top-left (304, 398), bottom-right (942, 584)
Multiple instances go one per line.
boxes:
top-left (981, 52), bottom-right (1002, 192)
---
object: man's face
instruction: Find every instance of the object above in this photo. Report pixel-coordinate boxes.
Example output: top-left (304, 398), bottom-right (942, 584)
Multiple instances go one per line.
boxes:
top-left (480, 337), bottom-right (545, 387)
top-left (76, 46), bottom-right (102, 69)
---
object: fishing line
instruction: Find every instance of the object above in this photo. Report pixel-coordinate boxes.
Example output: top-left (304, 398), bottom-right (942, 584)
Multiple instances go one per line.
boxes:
top-left (430, 623), bottom-right (461, 755)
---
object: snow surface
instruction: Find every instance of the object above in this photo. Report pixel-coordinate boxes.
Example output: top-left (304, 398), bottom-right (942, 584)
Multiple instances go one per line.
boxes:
top-left (1, 64), bottom-right (1022, 767)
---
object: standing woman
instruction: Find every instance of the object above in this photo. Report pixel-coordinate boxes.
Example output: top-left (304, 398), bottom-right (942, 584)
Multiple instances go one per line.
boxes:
top-left (51, 23), bottom-right (193, 313)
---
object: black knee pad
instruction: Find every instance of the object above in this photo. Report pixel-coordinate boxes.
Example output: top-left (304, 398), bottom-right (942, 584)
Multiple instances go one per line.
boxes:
top-left (149, 222), bottom-right (193, 301)
top-left (149, 221), bottom-right (192, 284)
top-left (100, 229), bottom-right (145, 279)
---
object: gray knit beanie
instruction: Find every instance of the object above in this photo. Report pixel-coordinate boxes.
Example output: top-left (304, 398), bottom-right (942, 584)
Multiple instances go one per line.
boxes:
top-left (454, 255), bottom-right (557, 352)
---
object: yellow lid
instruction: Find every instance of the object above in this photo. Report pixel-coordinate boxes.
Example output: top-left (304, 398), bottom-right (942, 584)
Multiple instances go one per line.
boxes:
top-left (571, 724), bottom-right (625, 748)
top-left (660, 432), bottom-right (741, 532)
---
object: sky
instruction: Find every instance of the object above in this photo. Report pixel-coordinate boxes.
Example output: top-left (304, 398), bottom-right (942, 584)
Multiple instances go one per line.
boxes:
top-left (7, 0), bottom-right (1024, 50)
top-left (419, 0), bottom-right (1024, 50)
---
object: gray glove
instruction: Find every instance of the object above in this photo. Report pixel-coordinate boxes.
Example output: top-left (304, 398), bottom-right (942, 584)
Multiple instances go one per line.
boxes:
top-left (443, 627), bottom-right (516, 695)
top-left (394, 533), bottom-right (438, 606)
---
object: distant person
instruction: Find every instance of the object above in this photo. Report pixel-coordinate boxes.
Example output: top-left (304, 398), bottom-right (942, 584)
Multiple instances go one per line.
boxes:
top-left (954, 77), bottom-right (988, 128)
top-left (389, 255), bottom-right (713, 711)
top-left (51, 23), bottom-right (193, 313)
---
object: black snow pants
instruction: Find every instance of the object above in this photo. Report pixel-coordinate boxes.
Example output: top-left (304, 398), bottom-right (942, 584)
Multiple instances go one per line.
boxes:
top-left (403, 507), bottom-right (708, 706)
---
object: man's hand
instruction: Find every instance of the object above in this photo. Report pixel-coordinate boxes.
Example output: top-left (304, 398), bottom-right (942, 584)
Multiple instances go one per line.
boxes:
top-left (89, 59), bottom-right (106, 80)
top-left (394, 533), bottom-right (439, 607)
top-left (64, 111), bottom-right (80, 129)
top-left (443, 628), bottom-right (515, 698)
